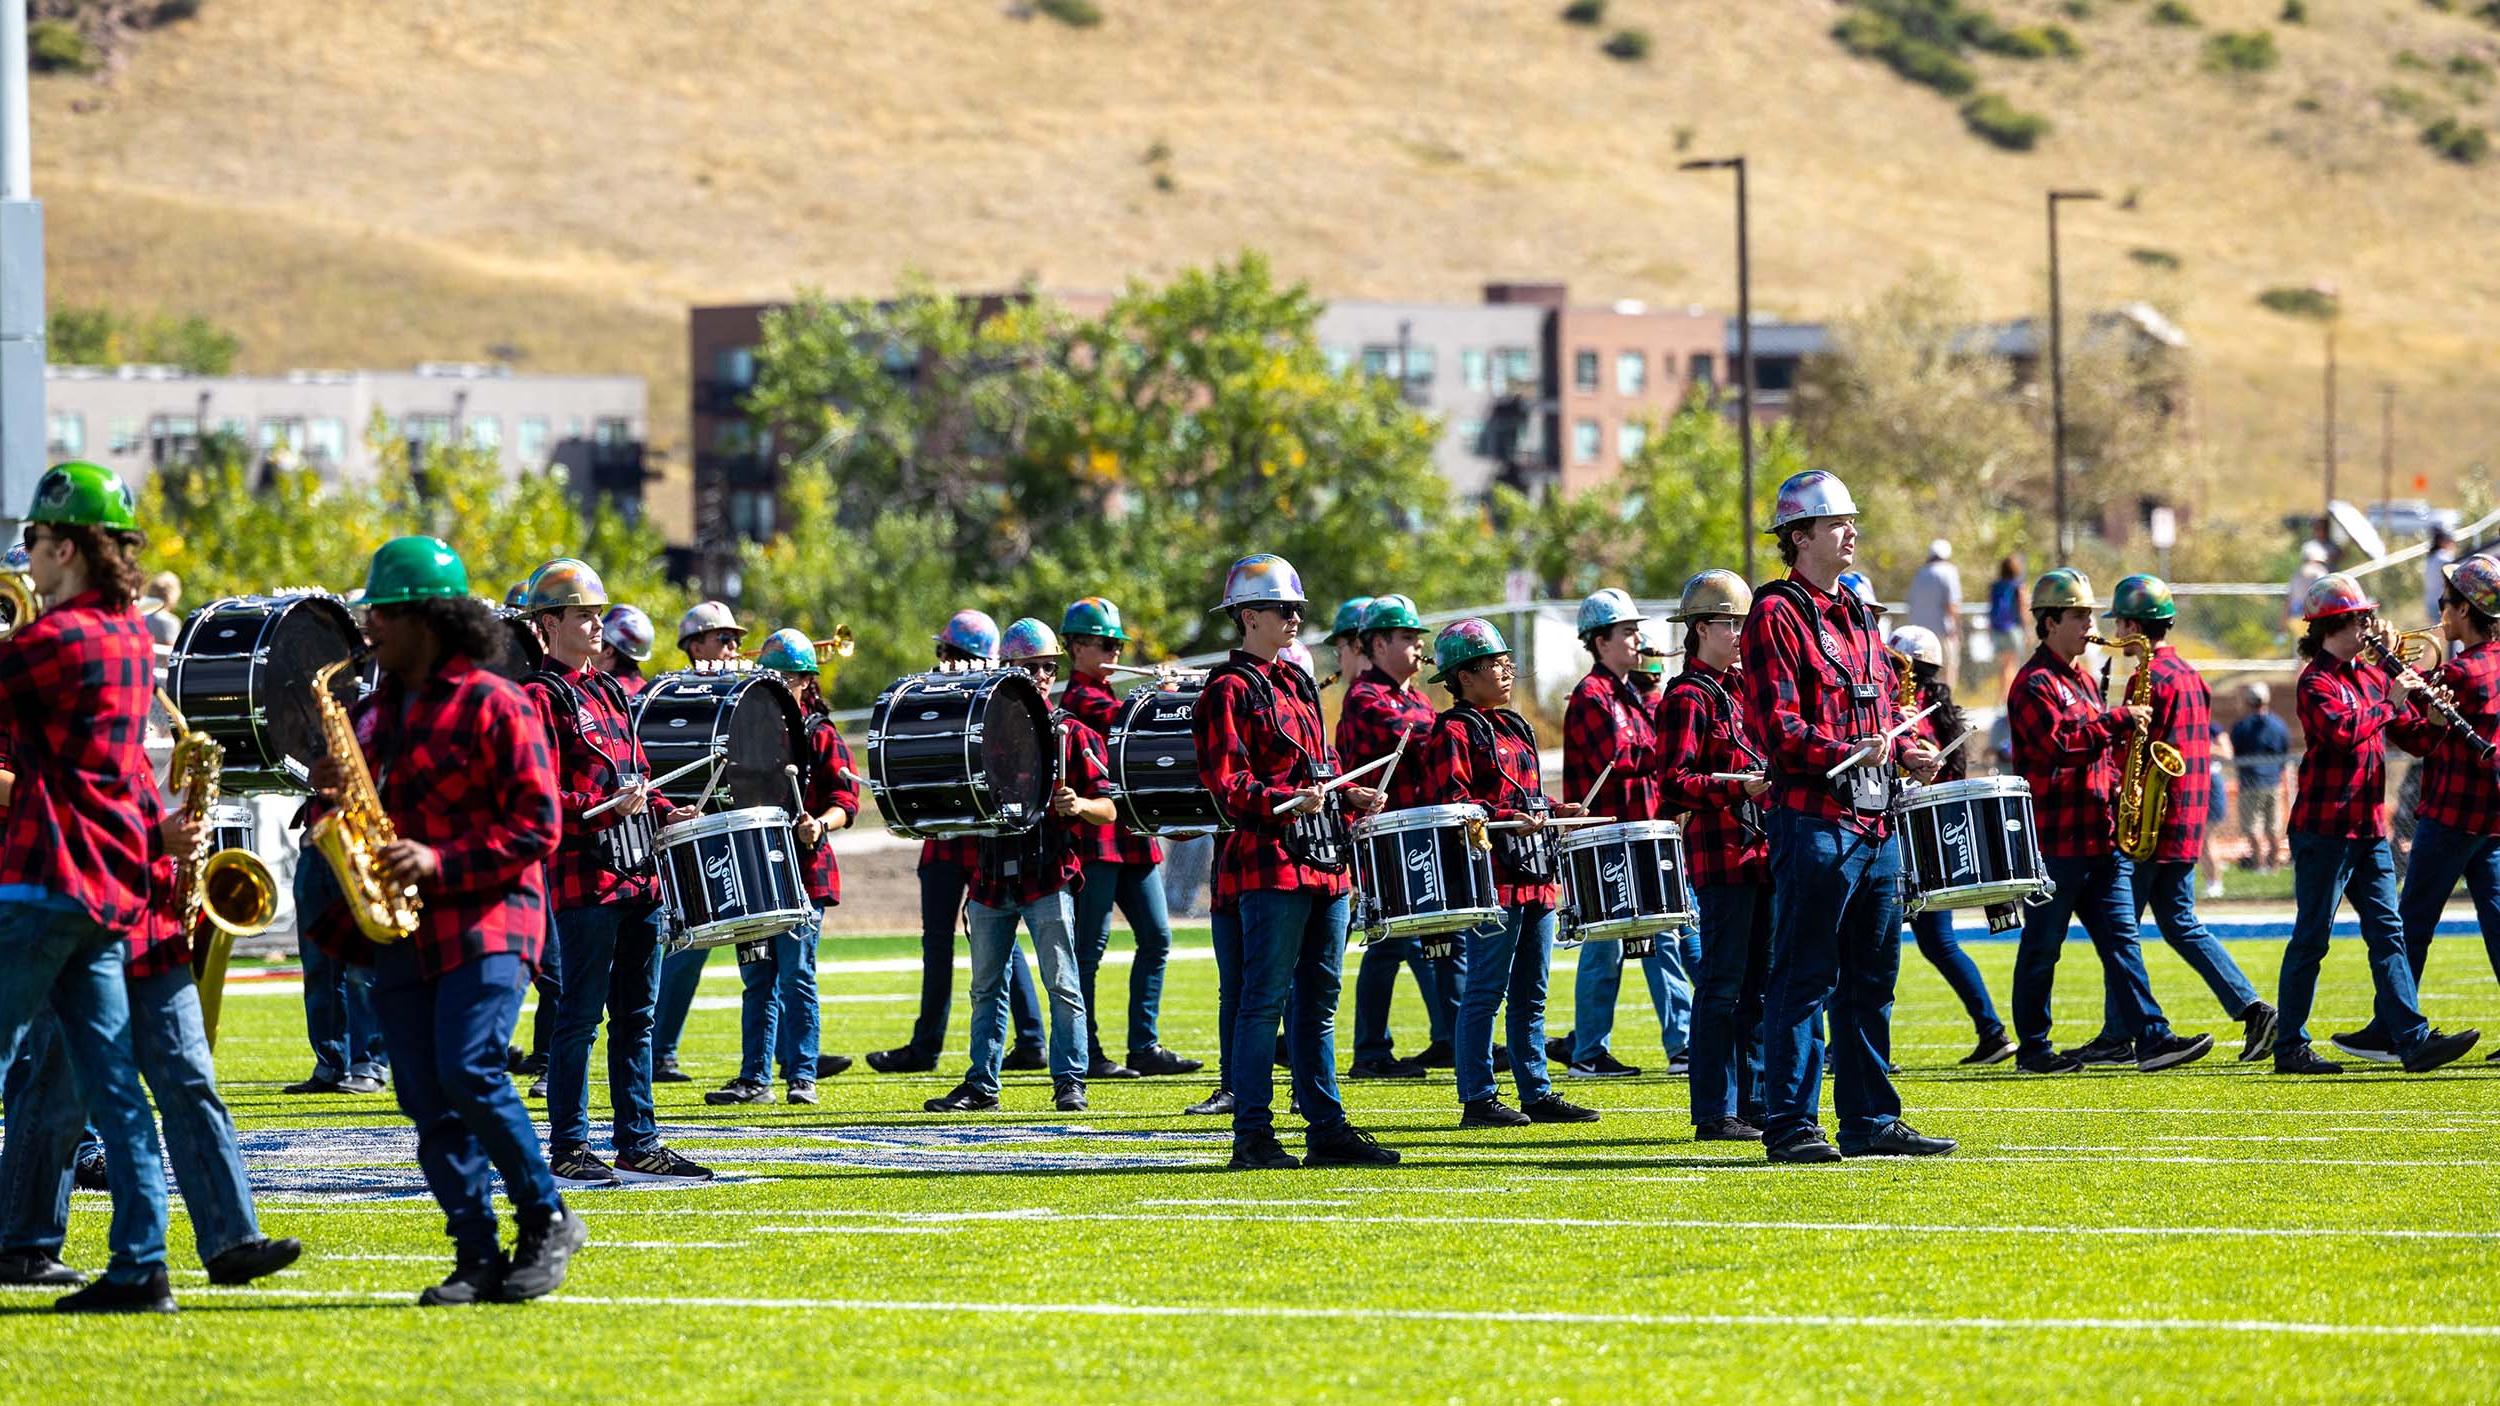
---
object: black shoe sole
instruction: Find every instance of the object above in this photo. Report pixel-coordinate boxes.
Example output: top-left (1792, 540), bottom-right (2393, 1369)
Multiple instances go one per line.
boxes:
top-left (866, 1051), bottom-right (940, 1074)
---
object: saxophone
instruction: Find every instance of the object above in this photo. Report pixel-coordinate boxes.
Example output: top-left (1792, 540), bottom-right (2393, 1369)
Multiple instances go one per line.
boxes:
top-left (307, 659), bottom-right (422, 942)
top-left (157, 690), bottom-right (279, 1047)
top-left (2090, 634), bottom-right (2188, 863)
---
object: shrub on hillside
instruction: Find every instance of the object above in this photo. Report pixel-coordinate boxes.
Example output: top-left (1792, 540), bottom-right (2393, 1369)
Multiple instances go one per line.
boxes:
top-left (1035, 0), bottom-right (1102, 28)
top-left (2379, 85), bottom-right (2439, 121)
top-left (2061, 0), bottom-right (2096, 15)
top-left (1561, 0), bottom-right (1607, 25)
top-left (2129, 247), bottom-right (2184, 271)
top-left (2257, 285), bottom-right (2338, 320)
top-left (2204, 30), bottom-right (2279, 73)
top-left (2150, 0), bottom-right (2199, 25)
top-left (2423, 115), bottom-right (2492, 163)
top-left (2448, 53), bottom-right (2494, 88)
top-left (2280, 0), bottom-right (2306, 19)
top-left (28, 19), bottom-right (95, 73)
top-left (1602, 28), bottom-right (1652, 60)
top-left (1961, 93), bottom-right (2050, 149)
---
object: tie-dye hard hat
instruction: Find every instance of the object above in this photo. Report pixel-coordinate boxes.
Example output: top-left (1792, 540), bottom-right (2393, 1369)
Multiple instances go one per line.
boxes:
top-left (999, 617), bottom-right (1065, 663)
top-left (521, 558), bottom-right (609, 613)
top-left (934, 609), bottom-right (1002, 662)
top-left (1429, 617), bottom-right (1512, 684)
top-left (1767, 469), bottom-right (1858, 531)
top-left (1214, 554), bottom-right (1308, 611)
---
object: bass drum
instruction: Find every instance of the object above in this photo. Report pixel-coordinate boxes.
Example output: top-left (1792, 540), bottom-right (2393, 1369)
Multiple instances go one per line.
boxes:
top-left (866, 668), bottom-right (1052, 839)
top-left (1106, 674), bottom-right (1229, 838)
top-left (632, 669), bottom-right (806, 812)
top-left (165, 593), bottom-right (362, 793)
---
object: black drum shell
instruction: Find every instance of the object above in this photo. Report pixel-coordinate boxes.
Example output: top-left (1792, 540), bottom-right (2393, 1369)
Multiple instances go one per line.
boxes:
top-left (1557, 821), bottom-right (1694, 943)
top-left (1898, 778), bottom-right (2050, 912)
top-left (1106, 677), bottom-right (1230, 838)
top-left (166, 594), bottom-right (361, 793)
top-left (632, 670), bottom-right (807, 812)
top-left (1350, 805), bottom-right (1500, 941)
top-left (656, 808), bottom-right (810, 950)
top-left (865, 669), bottom-right (1052, 838)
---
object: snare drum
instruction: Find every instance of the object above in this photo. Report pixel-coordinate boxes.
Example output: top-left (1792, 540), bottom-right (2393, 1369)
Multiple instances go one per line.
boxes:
top-left (865, 668), bottom-right (1053, 838)
top-left (655, 806), bottom-right (812, 952)
top-left (1557, 820), bottom-right (1695, 949)
top-left (1106, 675), bottom-right (1229, 838)
top-left (633, 670), bottom-right (806, 811)
top-left (206, 799), bottom-right (257, 859)
top-left (1897, 776), bottom-right (2052, 917)
top-left (1350, 804), bottom-right (1501, 959)
top-left (166, 593), bottom-right (363, 793)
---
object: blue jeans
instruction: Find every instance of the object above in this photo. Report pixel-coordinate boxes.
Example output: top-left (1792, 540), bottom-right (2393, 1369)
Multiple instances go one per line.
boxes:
top-left (370, 946), bottom-right (563, 1258)
top-left (295, 855), bottom-right (387, 1081)
top-left (1690, 882), bottom-right (1771, 1128)
top-left (2108, 859), bottom-right (2262, 1040)
top-left (1571, 930), bottom-right (1697, 1063)
top-left (964, 890), bottom-right (1087, 1095)
top-left (1215, 889), bottom-right (1352, 1138)
top-left (1073, 859), bottom-right (1176, 1059)
top-left (651, 945), bottom-right (710, 1065)
top-left (2013, 853), bottom-right (2171, 1056)
top-left (1760, 811), bottom-right (1902, 1148)
top-left (737, 912), bottom-right (823, 1088)
top-left (547, 900), bottom-right (666, 1155)
top-left (908, 858), bottom-right (1043, 1059)
top-left (2392, 815), bottom-right (2500, 1010)
top-left (1908, 909), bottom-right (2004, 1042)
top-left (0, 901), bottom-right (166, 1282)
top-left (2282, 833), bottom-right (2430, 1056)
top-left (1351, 933), bottom-right (1454, 1063)
top-left (1455, 904), bottom-right (1557, 1105)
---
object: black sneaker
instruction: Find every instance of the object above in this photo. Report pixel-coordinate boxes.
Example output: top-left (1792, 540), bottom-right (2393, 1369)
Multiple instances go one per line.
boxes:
top-left (1183, 1087), bottom-right (1235, 1116)
top-left (54, 1269), bottom-right (175, 1314)
top-left (1545, 1034), bottom-right (1574, 1065)
top-left (549, 1146), bottom-right (622, 1188)
top-left (1410, 1040), bottom-right (1455, 1069)
top-left (2137, 1031), bottom-right (2214, 1073)
top-left (1228, 1131), bottom-right (1298, 1171)
top-left (2273, 1042), bottom-right (2345, 1075)
top-left (923, 1082), bottom-right (1000, 1113)
top-left (1304, 1125), bottom-right (1402, 1167)
top-left (1085, 1056), bottom-right (1139, 1081)
top-left (815, 1053), bottom-right (855, 1078)
top-left (2238, 1003), bottom-right (2281, 1063)
top-left (2402, 1027), bottom-right (2483, 1073)
top-left (1460, 1097), bottom-right (1530, 1128)
top-left (785, 1080), bottom-right (819, 1106)
top-left (1765, 1129), bottom-right (1844, 1164)
top-left (704, 1079), bottom-right (771, 1106)
top-left (652, 1057), bottom-right (693, 1085)
top-left (1665, 1053), bottom-right (1692, 1077)
top-left (72, 1149), bottom-right (107, 1191)
top-left (418, 1248), bottom-right (507, 1306)
top-left (0, 1251), bottom-right (83, 1285)
top-left (204, 1236), bottom-right (302, 1286)
top-left (1345, 1058), bottom-right (1427, 1081)
top-left (866, 1046), bottom-right (939, 1074)
top-left (1840, 1122), bottom-right (1957, 1158)
top-left (498, 1210), bottom-right (588, 1302)
top-left (337, 1074), bottom-right (387, 1095)
top-left (1054, 1078), bottom-right (1088, 1112)
top-left (280, 1075), bottom-right (345, 1094)
top-left (513, 1053), bottom-right (549, 1079)
top-left (1961, 1031), bottom-right (2018, 1066)
top-left (2070, 1036), bottom-right (2135, 1067)
top-left (1694, 1117), bottom-right (1764, 1142)
top-left (1002, 1045), bottom-right (1048, 1072)
top-left (1521, 1095), bottom-right (1601, 1124)
top-left (1567, 1052), bottom-right (1641, 1079)
top-left (526, 1074), bottom-right (549, 1100)
top-left (1127, 1045), bottom-right (1204, 1077)
top-left (2017, 1049), bottom-right (2085, 1075)
top-left (616, 1146), bottom-right (714, 1183)
top-left (2330, 1027), bottom-right (2402, 1065)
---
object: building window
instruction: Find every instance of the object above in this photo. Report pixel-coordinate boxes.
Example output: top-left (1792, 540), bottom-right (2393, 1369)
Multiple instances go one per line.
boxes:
top-left (1360, 345), bottom-right (1399, 379)
top-left (1616, 350), bottom-right (1646, 396)
top-left (1403, 346), bottom-right (1436, 392)
top-left (594, 416), bottom-right (633, 447)
top-left (46, 412), bottom-right (82, 457)
top-left (1496, 347), bottom-right (1535, 391)
top-left (257, 417), bottom-right (305, 454)
top-left (1322, 345), bottom-right (1352, 375)
top-left (146, 415), bottom-right (199, 465)
top-left (1573, 418), bottom-right (1601, 464)
top-left (1619, 421), bottom-right (1648, 462)
top-left (1461, 348), bottom-right (1488, 392)
top-left (712, 345), bottom-right (756, 387)
top-left (403, 414), bottom-right (453, 446)
top-left (108, 418), bottom-right (141, 455)
top-left (1689, 353), bottom-right (1716, 387)
top-left (304, 418), bottom-right (346, 465)
top-left (518, 417), bottom-right (550, 464)
top-left (728, 488), bottom-right (776, 541)
top-left (1454, 419), bottom-right (1485, 454)
top-left (564, 416), bottom-right (585, 440)
top-left (1573, 350), bottom-right (1598, 393)
top-left (468, 416), bottom-right (501, 453)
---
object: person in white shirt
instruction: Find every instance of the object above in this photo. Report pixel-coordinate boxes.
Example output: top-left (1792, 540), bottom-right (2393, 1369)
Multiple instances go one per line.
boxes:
top-left (1906, 540), bottom-right (1962, 689)
top-left (2285, 541), bottom-right (2329, 639)
top-left (2424, 527), bottom-right (2456, 628)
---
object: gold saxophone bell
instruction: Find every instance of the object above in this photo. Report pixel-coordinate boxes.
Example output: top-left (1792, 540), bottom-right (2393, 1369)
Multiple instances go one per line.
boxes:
top-left (200, 847), bottom-right (278, 937)
top-left (0, 571), bottom-right (35, 642)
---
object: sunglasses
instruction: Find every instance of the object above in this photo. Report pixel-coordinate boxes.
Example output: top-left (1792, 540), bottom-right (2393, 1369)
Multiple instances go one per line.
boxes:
top-left (1250, 603), bottom-right (1306, 621)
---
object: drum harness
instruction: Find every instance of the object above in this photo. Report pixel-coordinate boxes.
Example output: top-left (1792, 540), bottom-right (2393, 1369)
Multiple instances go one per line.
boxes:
top-left (1755, 580), bottom-right (1896, 818)
top-left (978, 708), bottom-right (1078, 891)
top-left (1206, 658), bottom-right (1350, 872)
top-left (1666, 669), bottom-right (1767, 840)
top-left (526, 667), bottom-right (658, 880)
top-left (1444, 704), bottom-right (1557, 884)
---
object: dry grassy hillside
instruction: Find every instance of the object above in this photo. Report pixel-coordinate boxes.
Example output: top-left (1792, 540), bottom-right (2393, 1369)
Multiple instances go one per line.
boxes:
top-left (30, 0), bottom-right (2500, 539)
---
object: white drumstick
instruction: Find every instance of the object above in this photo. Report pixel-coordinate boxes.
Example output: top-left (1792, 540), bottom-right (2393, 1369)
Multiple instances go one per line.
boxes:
top-left (1374, 725), bottom-right (1416, 798)
top-left (1934, 728), bottom-right (1975, 764)
top-left (1707, 772), bottom-right (1766, 783)
top-left (1483, 814), bottom-right (1619, 831)
top-left (1271, 747), bottom-right (1401, 816)
top-left (1582, 760), bottom-right (1615, 809)
top-left (1824, 703), bottom-right (1938, 780)
top-left (584, 751), bottom-right (717, 818)
top-left (785, 763), bottom-right (807, 819)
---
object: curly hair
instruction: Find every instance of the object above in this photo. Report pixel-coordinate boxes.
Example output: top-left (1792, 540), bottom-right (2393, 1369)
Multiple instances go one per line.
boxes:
top-left (53, 525), bottom-right (147, 610)
top-left (389, 597), bottom-right (507, 668)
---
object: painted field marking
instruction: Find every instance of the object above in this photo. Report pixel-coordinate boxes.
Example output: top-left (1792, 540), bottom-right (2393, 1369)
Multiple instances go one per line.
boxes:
top-left (1136, 1198), bottom-right (1357, 1208)
top-left (753, 1225), bottom-right (960, 1235)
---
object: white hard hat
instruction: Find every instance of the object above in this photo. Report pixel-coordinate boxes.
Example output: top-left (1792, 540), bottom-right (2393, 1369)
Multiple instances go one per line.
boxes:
top-left (2300, 541), bottom-right (2330, 564)
top-left (2246, 681), bottom-right (2271, 705)
top-left (1888, 625), bottom-right (1943, 667)
top-left (1768, 469), bottom-right (1859, 532)
top-left (1928, 538), bottom-right (1953, 561)
top-left (678, 600), bottom-right (744, 642)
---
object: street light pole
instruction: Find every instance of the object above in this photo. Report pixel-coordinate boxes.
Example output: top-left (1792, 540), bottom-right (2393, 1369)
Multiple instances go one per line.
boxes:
top-left (2046, 188), bottom-right (2101, 564)
top-left (1681, 155), bottom-right (1754, 581)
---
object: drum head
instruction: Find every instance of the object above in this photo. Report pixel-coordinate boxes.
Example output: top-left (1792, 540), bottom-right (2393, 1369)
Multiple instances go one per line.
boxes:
top-left (198, 596), bottom-right (358, 774)
top-left (978, 672), bottom-right (1052, 823)
top-left (718, 674), bottom-right (806, 809)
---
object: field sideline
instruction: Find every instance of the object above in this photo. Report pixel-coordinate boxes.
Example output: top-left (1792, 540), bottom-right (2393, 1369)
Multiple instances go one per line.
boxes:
top-left (7, 927), bottom-right (2499, 1403)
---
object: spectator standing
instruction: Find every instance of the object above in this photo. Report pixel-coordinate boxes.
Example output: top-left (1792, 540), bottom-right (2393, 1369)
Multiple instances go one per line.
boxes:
top-left (2228, 682), bottom-right (2290, 872)
top-left (1988, 554), bottom-right (2026, 698)
top-left (2424, 527), bottom-right (2457, 628)
top-left (2285, 542), bottom-right (2330, 640)
top-left (1907, 539), bottom-right (1963, 689)
top-left (144, 570), bottom-right (182, 647)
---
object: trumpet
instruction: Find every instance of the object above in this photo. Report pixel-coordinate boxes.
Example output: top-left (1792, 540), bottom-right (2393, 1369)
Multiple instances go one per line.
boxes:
top-left (2383, 626), bottom-right (2448, 672)
top-left (739, 624), bottom-right (855, 675)
top-left (0, 570), bottom-right (35, 642)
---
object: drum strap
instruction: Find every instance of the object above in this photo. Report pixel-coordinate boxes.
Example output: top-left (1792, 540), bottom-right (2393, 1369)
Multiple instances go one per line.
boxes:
top-left (1752, 581), bottom-right (1893, 815)
top-left (1669, 671), bottom-right (1766, 836)
top-left (1449, 706), bottom-right (1557, 883)
top-left (525, 668), bottom-right (655, 874)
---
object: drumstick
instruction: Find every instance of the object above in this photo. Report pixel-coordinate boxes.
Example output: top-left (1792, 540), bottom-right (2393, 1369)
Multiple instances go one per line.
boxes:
top-left (784, 763), bottom-right (807, 821)
top-left (1707, 772), bottom-right (1766, 783)
top-left (1374, 725), bottom-right (1416, 798)
top-left (1582, 761), bottom-right (1615, 808)
top-left (1271, 747), bottom-right (1402, 816)
top-left (1483, 815), bottom-right (1619, 831)
top-left (1824, 703), bottom-right (1938, 780)
top-left (1934, 728), bottom-right (1976, 764)
top-left (584, 750), bottom-right (719, 818)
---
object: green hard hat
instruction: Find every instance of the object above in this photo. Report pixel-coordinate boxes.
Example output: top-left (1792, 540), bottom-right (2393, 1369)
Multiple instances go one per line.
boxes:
top-left (1060, 596), bottom-right (1128, 642)
top-left (2103, 573), bottom-right (2177, 622)
top-left (1326, 597), bottom-right (1375, 644)
top-left (363, 536), bottom-right (470, 607)
top-left (2032, 567), bottom-right (2097, 613)
top-left (1428, 617), bottom-right (1511, 684)
top-left (1361, 593), bottom-right (1424, 634)
top-left (28, 460), bottom-right (138, 530)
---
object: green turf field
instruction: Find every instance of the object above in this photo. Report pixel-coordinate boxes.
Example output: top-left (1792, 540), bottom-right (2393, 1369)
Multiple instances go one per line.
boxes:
top-left (9, 926), bottom-right (2499, 1403)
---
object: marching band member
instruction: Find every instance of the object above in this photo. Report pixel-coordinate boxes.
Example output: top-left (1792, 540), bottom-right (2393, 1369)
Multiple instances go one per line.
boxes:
top-left (596, 605), bottom-right (655, 698)
top-left (1060, 596), bottom-right (1201, 1080)
top-left (2097, 576), bottom-right (2278, 1062)
top-left (1418, 619), bottom-right (1597, 1127)
top-left (648, 600), bottom-right (748, 1083)
top-left (1636, 616), bottom-right (1703, 1071)
top-left (2006, 568), bottom-right (2211, 1075)
top-left (1885, 625), bottom-right (2013, 1065)
top-left (1324, 597), bottom-right (1374, 690)
top-left (1196, 555), bottom-right (1398, 1170)
top-left (1741, 469), bottom-right (1953, 1162)
top-left (520, 560), bottom-right (711, 1187)
top-left (924, 620), bottom-right (1103, 1113)
top-left (1333, 592), bottom-right (1453, 1079)
top-left (311, 535), bottom-right (582, 1304)
top-left (707, 629), bottom-right (863, 1105)
top-left (1660, 571), bottom-right (1776, 1139)
top-left (868, 610), bottom-right (1049, 1074)
top-left (2272, 575), bottom-right (2480, 1073)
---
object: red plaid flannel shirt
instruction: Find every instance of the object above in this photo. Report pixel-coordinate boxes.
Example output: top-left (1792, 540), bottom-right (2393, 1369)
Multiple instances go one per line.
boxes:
top-left (2389, 640), bottom-right (2500, 835)
top-left (2293, 652), bottom-right (2397, 838)
top-left (1419, 704), bottom-right (1562, 907)
top-left (2009, 647), bottom-right (2129, 860)
top-left (921, 835), bottom-right (980, 870)
top-left (1656, 663), bottom-right (1769, 886)
top-left (969, 711), bottom-right (1111, 910)
top-left (1062, 671), bottom-right (1162, 867)
top-left (610, 669), bottom-right (646, 699)
top-left (1337, 668), bottom-right (1438, 811)
top-left (796, 714), bottom-right (863, 904)
top-left (1196, 650), bottom-right (1351, 910)
top-left (0, 592), bottom-right (164, 935)
top-left (527, 665), bottom-right (685, 911)
top-left (1562, 665), bottom-right (1663, 824)
top-left (1738, 574), bottom-right (1906, 837)
top-left (2137, 645), bottom-right (2212, 863)
top-left (315, 656), bottom-right (562, 979)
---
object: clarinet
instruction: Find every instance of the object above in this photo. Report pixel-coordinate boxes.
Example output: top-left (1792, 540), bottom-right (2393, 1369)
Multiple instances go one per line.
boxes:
top-left (2363, 621), bottom-right (2498, 762)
